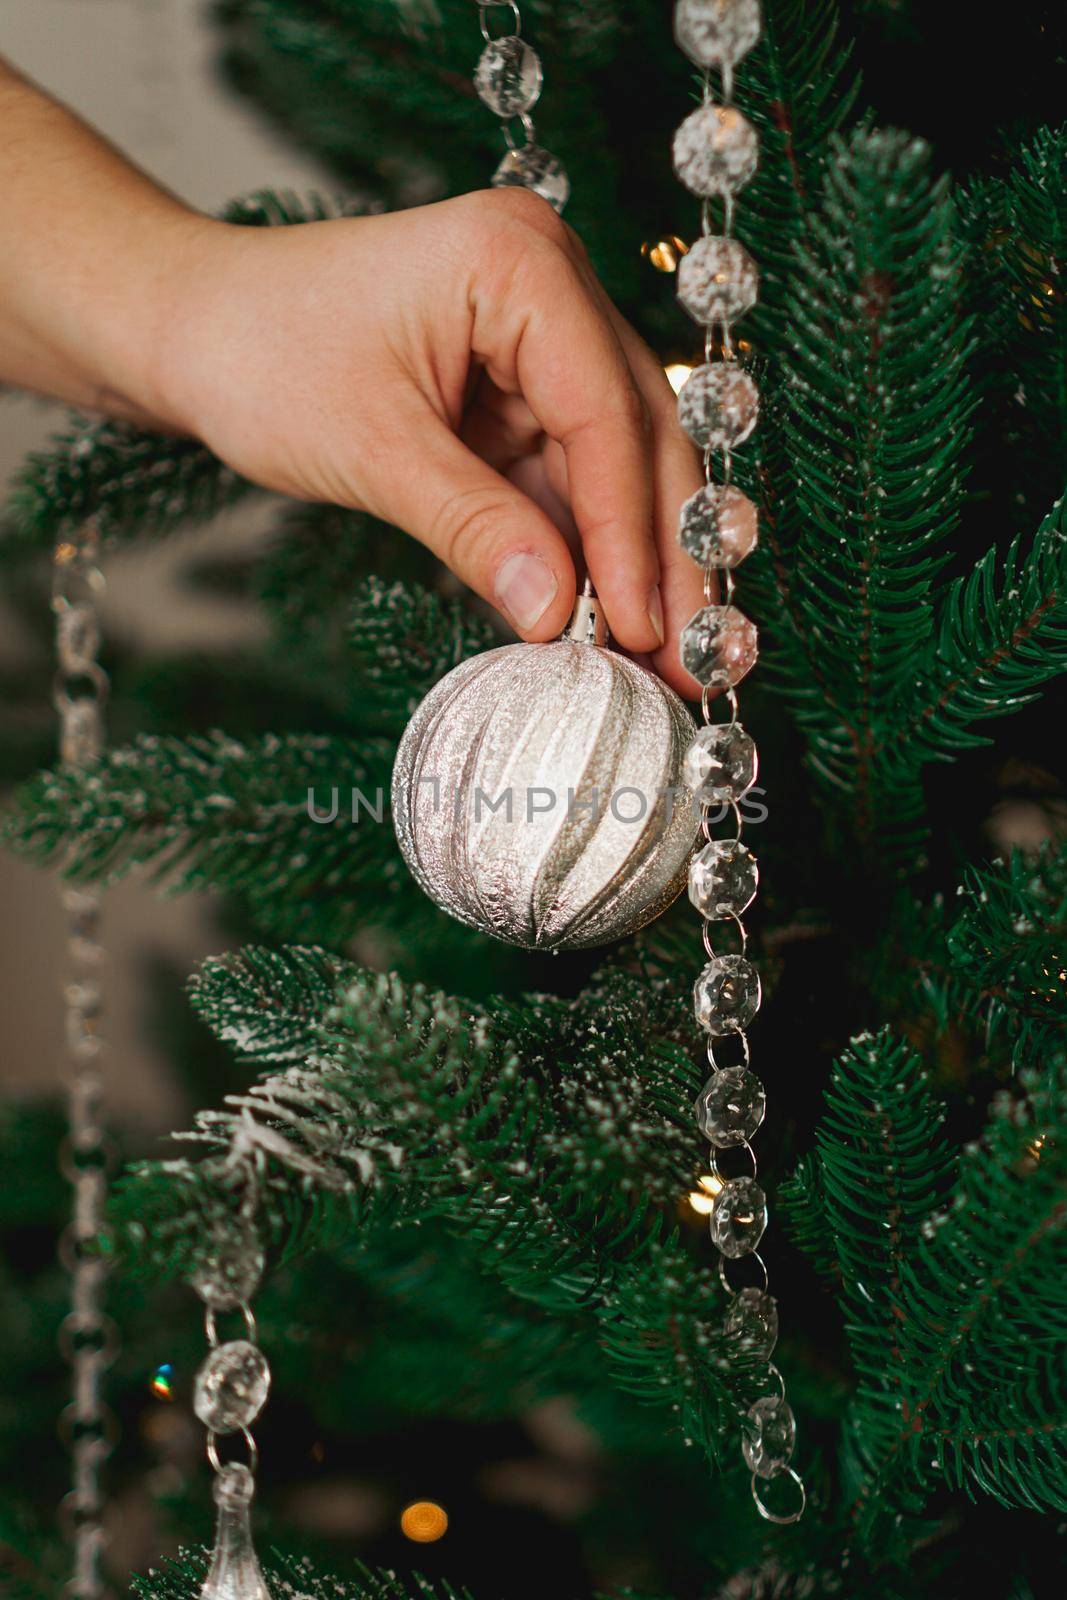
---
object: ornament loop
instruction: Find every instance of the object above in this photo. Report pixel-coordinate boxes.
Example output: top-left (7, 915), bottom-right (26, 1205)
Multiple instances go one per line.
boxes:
top-left (701, 911), bottom-right (748, 961)
top-left (751, 1465), bottom-right (807, 1525)
top-left (479, 1), bottom-right (522, 45)
top-left (763, 1363), bottom-right (788, 1402)
top-left (500, 110), bottom-right (537, 151)
top-left (718, 1250), bottom-right (768, 1298)
top-left (205, 1301), bottom-right (257, 1349)
top-left (206, 1426), bottom-right (259, 1477)
top-left (711, 1136), bottom-right (759, 1184)
top-left (707, 1031), bottom-right (751, 1071)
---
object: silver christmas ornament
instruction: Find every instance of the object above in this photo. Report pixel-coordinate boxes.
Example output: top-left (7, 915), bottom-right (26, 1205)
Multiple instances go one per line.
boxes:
top-left (392, 591), bottom-right (698, 950)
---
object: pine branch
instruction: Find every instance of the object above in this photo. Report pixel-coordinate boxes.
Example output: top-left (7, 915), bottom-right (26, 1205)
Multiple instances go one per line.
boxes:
top-left (310, 1220), bottom-right (599, 1421)
top-left (881, 840), bottom-right (1067, 1072)
top-left (1, 732), bottom-right (399, 947)
top-left (212, 0), bottom-right (488, 207)
top-left (848, 1065), bottom-right (1067, 1539)
top-left (132, 1549), bottom-right (473, 1600)
top-left (778, 1152), bottom-right (839, 1287)
top-left (346, 576), bottom-right (498, 734)
top-left (2, 418), bottom-right (250, 557)
top-left (960, 126), bottom-right (1066, 516)
top-left (731, 1), bottom-right (861, 657)
top-left (255, 502), bottom-right (435, 646)
top-left (999, 126), bottom-right (1067, 497)
top-left (737, 0), bottom-right (860, 342)
top-left (773, 128), bottom-right (974, 847)
top-left (792, 1030), bottom-right (1067, 1546)
top-left (110, 952), bottom-right (758, 1467)
top-left (813, 1031), bottom-right (954, 1415)
top-left (945, 845), bottom-right (1067, 1051)
top-left (880, 495), bottom-right (1067, 770)
top-left (188, 945), bottom-right (351, 1065)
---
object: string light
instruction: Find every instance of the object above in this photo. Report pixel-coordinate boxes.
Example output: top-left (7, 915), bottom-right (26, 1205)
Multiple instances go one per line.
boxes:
top-left (687, 1172), bottom-right (725, 1216)
top-left (1023, 1133), bottom-right (1048, 1167)
top-left (665, 361), bottom-right (695, 395)
top-left (642, 235), bottom-right (689, 272)
top-left (400, 1500), bottom-right (449, 1543)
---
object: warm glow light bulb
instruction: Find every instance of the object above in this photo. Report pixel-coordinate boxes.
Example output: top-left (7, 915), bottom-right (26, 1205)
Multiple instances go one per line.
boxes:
top-left (687, 1173), bottom-right (725, 1215)
top-left (642, 235), bottom-right (689, 272)
top-left (665, 362), bottom-right (694, 395)
top-left (400, 1500), bottom-right (449, 1543)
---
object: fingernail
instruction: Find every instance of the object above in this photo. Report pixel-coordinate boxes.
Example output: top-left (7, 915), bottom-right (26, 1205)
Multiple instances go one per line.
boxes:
top-left (495, 552), bottom-right (559, 632)
top-left (647, 584), bottom-right (665, 646)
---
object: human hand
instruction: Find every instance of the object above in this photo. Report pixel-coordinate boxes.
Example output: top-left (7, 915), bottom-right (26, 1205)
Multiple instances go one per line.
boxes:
top-left (151, 191), bottom-right (705, 695)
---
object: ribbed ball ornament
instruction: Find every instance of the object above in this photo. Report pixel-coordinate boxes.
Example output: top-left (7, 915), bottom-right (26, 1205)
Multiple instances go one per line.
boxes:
top-left (392, 594), bottom-right (698, 950)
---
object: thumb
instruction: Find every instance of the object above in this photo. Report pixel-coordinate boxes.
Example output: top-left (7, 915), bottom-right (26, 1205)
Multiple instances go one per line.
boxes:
top-left (377, 403), bottom-right (577, 641)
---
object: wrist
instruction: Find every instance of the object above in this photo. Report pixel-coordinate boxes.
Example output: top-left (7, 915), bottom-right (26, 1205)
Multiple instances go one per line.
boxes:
top-left (98, 210), bottom-right (233, 434)
top-left (142, 214), bottom-right (259, 441)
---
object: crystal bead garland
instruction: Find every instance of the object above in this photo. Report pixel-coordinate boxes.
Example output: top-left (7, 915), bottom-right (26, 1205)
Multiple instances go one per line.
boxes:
top-left (192, 1200), bottom-right (272, 1600)
top-left (474, 2), bottom-right (569, 213)
top-left (53, 521), bottom-right (118, 1599)
top-left (671, 0), bottom-right (806, 1524)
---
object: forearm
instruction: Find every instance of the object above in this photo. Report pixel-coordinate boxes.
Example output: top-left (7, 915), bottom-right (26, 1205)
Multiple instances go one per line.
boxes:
top-left (0, 58), bottom-right (209, 426)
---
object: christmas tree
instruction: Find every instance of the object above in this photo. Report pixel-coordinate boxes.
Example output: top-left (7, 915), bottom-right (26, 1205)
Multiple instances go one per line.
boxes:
top-left (2, 2), bottom-right (1066, 1596)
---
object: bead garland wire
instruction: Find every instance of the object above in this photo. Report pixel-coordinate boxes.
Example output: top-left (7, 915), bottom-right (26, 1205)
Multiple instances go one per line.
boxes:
top-left (671, 0), bottom-right (805, 1524)
top-left (191, 1183), bottom-right (272, 1600)
top-left (473, 1), bottom-right (569, 213)
top-left (53, 521), bottom-right (118, 1599)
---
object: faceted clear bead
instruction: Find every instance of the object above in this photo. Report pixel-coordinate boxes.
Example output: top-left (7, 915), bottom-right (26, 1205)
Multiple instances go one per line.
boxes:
top-left (680, 603), bottom-right (758, 687)
top-left (674, 0), bottom-right (762, 68)
top-left (688, 840), bottom-right (759, 918)
top-left (742, 1395), bottom-right (797, 1478)
top-left (709, 1175), bottom-right (767, 1258)
top-left (678, 363), bottom-right (759, 450)
top-left (678, 237), bottom-right (758, 327)
top-left (474, 36), bottom-right (543, 117)
top-left (723, 1286), bottom-right (779, 1360)
top-left (693, 954), bottom-right (761, 1035)
top-left (678, 484), bottom-right (758, 568)
top-left (193, 1340), bottom-right (271, 1433)
top-left (682, 723), bottom-right (758, 802)
top-left (201, 1463), bottom-right (270, 1600)
top-left (695, 1065), bottom-right (766, 1146)
top-left (492, 145), bottom-right (570, 213)
top-left (673, 103), bottom-right (758, 198)
top-left (191, 1223), bottom-right (265, 1312)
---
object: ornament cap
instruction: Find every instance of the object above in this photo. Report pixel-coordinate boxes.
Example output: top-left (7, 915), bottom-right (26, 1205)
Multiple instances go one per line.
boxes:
top-left (563, 582), bottom-right (608, 648)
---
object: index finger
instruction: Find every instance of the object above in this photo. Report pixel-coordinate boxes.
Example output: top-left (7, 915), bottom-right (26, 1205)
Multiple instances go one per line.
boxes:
top-left (470, 197), bottom-right (664, 654)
